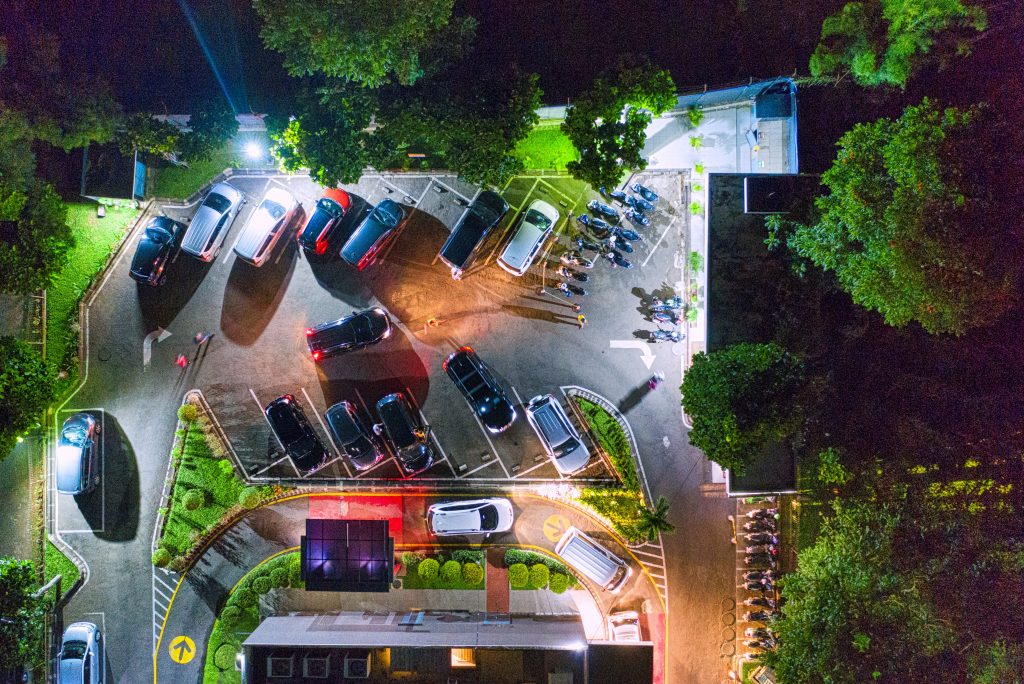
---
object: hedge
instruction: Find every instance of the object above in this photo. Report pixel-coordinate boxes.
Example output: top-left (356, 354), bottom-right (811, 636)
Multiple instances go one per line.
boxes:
top-left (462, 562), bottom-right (484, 585)
top-left (509, 563), bottom-right (529, 588)
top-left (270, 567), bottom-right (289, 588)
top-left (529, 563), bottom-right (550, 589)
top-left (440, 560), bottom-right (462, 584)
top-left (252, 576), bottom-right (272, 595)
top-left (504, 549), bottom-right (574, 579)
top-left (549, 572), bottom-right (570, 594)
top-left (573, 397), bottom-right (639, 490)
top-left (152, 547), bottom-right (171, 568)
top-left (418, 558), bottom-right (440, 581)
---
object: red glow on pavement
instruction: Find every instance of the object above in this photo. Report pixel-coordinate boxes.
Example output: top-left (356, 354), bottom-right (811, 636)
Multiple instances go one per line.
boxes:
top-left (643, 611), bottom-right (666, 684)
top-left (308, 495), bottom-right (404, 543)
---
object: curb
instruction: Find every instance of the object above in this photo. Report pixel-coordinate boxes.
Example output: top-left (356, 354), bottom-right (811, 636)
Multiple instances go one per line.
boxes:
top-left (47, 532), bottom-right (88, 609)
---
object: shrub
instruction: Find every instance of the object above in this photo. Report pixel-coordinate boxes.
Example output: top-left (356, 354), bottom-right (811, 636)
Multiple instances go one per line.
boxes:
top-left (509, 563), bottom-right (529, 588)
top-left (182, 488), bottom-right (205, 511)
top-left (213, 643), bottom-right (236, 670)
top-left (694, 163), bottom-right (705, 175)
top-left (529, 563), bottom-right (550, 589)
top-left (686, 104), bottom-right (704, 127)
top-left (177, 403), bottom-right (199, 423)
top-left (219, 604), bottom-right (242, 628)
top-left (168, 556), bottom-right (188, 573)
top-left (689, 250), bottom-right (704, 274)
top-left (418, 558), bottom-right (440, 582)
top-left (151, 547), bottom-right (171, 568)
top-left (288, 554), bottom-right (302, 586)
top-left (549, 572), bottom-right (570, 594)
top-left (401, 551), bottom-right (424, 570)
top-left (238, 487), bottom-right (262, 509)
top-left (690, 201), bottom-right (703, 215)
top-left (505, 549), bottom-right (573, 577)
top-left (462, 562), bottom-right (484, 585)
top-left (440, 560), bottom-right (462, 584)
top-left (252, 576), bottom-right (272, 595)
top-left (232, 588), bottom-right (257, 609)
top-left (689, 134), bottom-right (704, 148)
top-left (270, 567), bottom-right (289, 588)
top-left (451, 549), bottom-right (484, 565)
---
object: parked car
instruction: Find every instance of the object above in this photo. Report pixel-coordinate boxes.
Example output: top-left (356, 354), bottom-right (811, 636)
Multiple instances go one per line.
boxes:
top-left (306, 307), bottom-right (392, 361)
top-left (59, 621), bottom-right (103, 684)
top-left (497, 199), bottom-right (559, 276)
top-left (375, 392), bottom-right (435, 476)
top-left (297, 188), bottom-right (352, 255)
top-left (443, 346), bottom-right (516, 433)
top-left (340, 199), bottom-right (407, 269)
top-left (181, 182), bottom-right (244, 262)
top-left (232, 186), bottom-right (299, 266)
top-left (129, 216), bottom-right (185, 285)
top-left (55, 413), bottom-right (100, 495)
top-left (427, 498), bottom-right (514, 536)
top-left (525, 394), bottom-right (590, 475)
top-left (438, 190), bottom-right (509, 278)
top-left (607, 611), bottom-right (643, 642)
top-left (324, 400), bottom-right (385, 471)
top-left (555, 526), bottom-right (631, 593)
top-left (264, 395), bottom-right (330, 476)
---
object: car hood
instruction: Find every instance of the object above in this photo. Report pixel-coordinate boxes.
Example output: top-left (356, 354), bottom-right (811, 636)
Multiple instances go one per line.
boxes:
top-left (130, 237), bottom-right (166, 275)
top-left (480, 400), bottom-right (515, 431)
top-left (55, 444), bottom-right (84, 492)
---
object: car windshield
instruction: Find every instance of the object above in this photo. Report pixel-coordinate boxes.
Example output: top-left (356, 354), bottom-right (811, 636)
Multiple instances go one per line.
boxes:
top-left (472, 204), bottom-right (498, 225)
top-left (316, 198), bottom-right (342, 217)
top-left (525, 209), bottom-right (551, 231)
top-left (144, 226), bottom-right (172, 243)
top-left (373, 202), bottom-right (401, 226)
top-left (554, 437), bottom-right (580, 459)
top-left (268, 405), bottom-right (305, 442)
top-left (61, 641), bottom-right (87, 659)
top-left (203, 192), bottom-right (231, 214)
top-left (261, 199), bottom-right (286, 220)
top-left (61, 427), bottom-right (87, 445)
top-left (479, 505), bottom-right (499, 531)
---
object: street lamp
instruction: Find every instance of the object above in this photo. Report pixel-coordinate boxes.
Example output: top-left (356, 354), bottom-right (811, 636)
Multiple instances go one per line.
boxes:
top-left (244, 142), bottom-right (263, 160)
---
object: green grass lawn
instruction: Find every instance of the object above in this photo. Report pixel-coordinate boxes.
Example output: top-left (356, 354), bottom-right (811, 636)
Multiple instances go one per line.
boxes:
top-left (151, 143), bottom-right (241, 199)
top-left (48, 203), bottom-right (139, 388)
top-left (514, 122), bottom-right (578, 171)
top-left (44, 540), bottom-right (80, 598)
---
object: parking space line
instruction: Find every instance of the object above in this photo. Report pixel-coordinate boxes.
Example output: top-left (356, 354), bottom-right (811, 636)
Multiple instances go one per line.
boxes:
top-left (631, 548), bottom-right (665, 559)
top-left (301, 388), bottom-right (353, 478)
top-left (429, 176), bottom-right (473, 204)
top-left (456, 460), bottom-right (502, 478)
top-left (415, 181), bottom-right (433, 207)
top-left (354, 455), bottom-right (400, 479)
top-left (511, 459), bottom-right (551, 479)
top-left (469, 414), bottom-right (511, 478)
top-left (251, 455), bottom-right (290, 477)
top-left (509, 385), bottom-right (527, 407)
top-left (641, 216), bottom-right (677, 268)
top-left (537, 178), bottom-right (575, 208)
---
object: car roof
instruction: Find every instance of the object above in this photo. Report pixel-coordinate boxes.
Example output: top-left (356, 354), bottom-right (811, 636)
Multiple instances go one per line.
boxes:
top-left (376, 393), bottom-right (417, 447)
top-left (55, 444), bottom-right (84, 492)
top-left (431, 508), bottom-right (483, 533)
top-left (500, 203), bottom-right (555, 270)
top-left (342, 202), bottom-right (403, 263)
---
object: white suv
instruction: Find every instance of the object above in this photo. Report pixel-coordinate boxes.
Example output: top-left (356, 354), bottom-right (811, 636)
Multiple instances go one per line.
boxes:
top-left (525, 394), bottom-right (590, 475)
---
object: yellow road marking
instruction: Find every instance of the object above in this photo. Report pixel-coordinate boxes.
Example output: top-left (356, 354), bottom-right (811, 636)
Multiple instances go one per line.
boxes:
top-left (543, 513), bottom-right (571, 542)
top-left (168, 635), bottom-right (195, 664)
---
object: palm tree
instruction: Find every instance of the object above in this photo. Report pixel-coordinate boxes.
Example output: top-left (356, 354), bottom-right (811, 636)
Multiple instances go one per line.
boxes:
top-left (636, 496), bottom-right (675, 542)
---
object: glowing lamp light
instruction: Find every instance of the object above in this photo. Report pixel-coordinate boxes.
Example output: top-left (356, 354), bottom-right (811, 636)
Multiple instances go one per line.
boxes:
top-left (244, 142), bottom-right (263, 160)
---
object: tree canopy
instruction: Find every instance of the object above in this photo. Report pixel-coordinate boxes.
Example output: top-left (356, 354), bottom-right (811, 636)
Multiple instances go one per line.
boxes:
top-left (252, 0), bottom-right (476, 87)
top-left (0, 181), bottom-right (73, 294)
top-left (563, 56), bottom-right (676, 190)
top-left (681, 342), bottom-right (805, 473)
top-left (809, 0), bottom-right (987, 88)
top-left (0, 558), bottom-right (43, 671)
top-left (0, 336), bottom-right (55, 457)
top-left (787, 98), bottom-right (1023, 336)
top-left (178, 98), bottom-right (239, 163)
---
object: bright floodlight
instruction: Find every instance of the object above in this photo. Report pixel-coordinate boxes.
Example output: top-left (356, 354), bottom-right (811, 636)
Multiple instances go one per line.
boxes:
top-left (244, 142), bottom-right (263, 159)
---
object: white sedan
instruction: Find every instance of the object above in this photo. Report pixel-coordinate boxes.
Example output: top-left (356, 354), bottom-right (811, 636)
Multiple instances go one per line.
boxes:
top-left (427, 498), bottom-right (514, 536)
top-left (232, 186), bottom-right (299, 266)
top-left (608, 611), bottom-right (643, 642)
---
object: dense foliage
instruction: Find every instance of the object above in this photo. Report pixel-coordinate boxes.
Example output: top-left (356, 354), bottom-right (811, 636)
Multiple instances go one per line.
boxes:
top-left (681, 342), bottom-right (805, 473)
top-left (0, 558), bottom-right (43, 671)
top-left (0, 181), bottom-right (73, 294)
top-left (563, 55), bottom-right (676, 190)
top-left (787, 98), bottom-right (1022, 335)
top-left (810, 0), bottom-right (987, 88)
top-left (0, 337), bottom-right (55, 458)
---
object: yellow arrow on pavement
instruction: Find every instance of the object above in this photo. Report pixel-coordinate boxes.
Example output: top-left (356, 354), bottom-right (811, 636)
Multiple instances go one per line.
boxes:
top-left (169, 635), bottom-right (195, 664)
top-left (543, 514), bottom-right (571, 543)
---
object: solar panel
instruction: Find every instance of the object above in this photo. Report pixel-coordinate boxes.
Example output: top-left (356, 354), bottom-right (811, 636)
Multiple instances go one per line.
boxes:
top-left (301, 519), bottom-right (394, 592)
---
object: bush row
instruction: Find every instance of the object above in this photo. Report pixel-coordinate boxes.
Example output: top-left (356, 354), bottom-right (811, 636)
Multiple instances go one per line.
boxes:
top-left (401, 550), bottom-right (485, 588)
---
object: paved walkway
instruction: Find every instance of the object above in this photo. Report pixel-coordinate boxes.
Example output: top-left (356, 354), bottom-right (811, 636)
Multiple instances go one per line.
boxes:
top-left (486, 546), bottom-right (510, 613)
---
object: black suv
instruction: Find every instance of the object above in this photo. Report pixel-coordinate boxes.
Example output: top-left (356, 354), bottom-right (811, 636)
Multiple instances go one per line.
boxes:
top-left (324, 401), bottom-right (385, 471)
top-left (306, 307), bottom-right (392, 361)
top-left (129, 216), bottom-right (185, 286)
top-left (437, 190), bottom-right (509, 278)
top-left (264, 395), bottom-right (330, 475)
top-left (375, 392), bottom-right (435, 476)
top-left (443, 346), bottom-right (516, 433)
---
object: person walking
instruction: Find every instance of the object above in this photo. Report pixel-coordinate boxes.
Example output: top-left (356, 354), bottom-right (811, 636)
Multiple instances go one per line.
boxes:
top-left (577, 314), bottom-right (587, 329)
top-left (194, 331), bottom-right (214, 346)
top-left (175, 354), bottom-right (189, 369)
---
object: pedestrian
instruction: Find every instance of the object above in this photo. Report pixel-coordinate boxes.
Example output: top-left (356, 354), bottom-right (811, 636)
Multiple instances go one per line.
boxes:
top-left (194, 331), bottom-right (214, 345)
top-left (648, 371), bottom-right (665, 389)
top-left (572, 304), bottom-right (582, 313)
top-left (557, 282), bottom-right (572, 297)
top-left (175, 354), bottom-right (189, 369)
top-left (577, 314), bottom-right (587, 329)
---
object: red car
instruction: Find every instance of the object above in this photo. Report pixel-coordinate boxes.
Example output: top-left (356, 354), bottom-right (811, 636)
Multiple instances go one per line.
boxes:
top-left (297, 188), bottom-right (352, 255)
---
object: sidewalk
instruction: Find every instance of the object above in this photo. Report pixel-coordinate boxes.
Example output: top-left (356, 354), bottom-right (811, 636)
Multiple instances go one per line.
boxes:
top-left (485, 547), bottom-right (509, 613)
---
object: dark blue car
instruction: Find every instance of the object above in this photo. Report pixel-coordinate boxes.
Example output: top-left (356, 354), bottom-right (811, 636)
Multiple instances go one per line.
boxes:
top-left (340, 199), bottom-right (407, 270)
top-left (129, 216), bottom-right (185, 286)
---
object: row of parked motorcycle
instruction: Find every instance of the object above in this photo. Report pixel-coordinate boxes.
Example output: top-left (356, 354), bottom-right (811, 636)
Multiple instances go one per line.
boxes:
top-left (738, 502), bottom-right (781, 655)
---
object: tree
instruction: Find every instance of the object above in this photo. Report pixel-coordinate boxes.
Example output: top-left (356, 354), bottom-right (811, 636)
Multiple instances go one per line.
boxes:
top-left (177, 98), bottom-right (239, 163)
top-left (787, 98), bottom-right (1022, 335)
top-left (0, 557), bottom-right (43, 671)
top-left (636, 495), bottom-right (675, 542)
top-left (763, 503), bottom-right (955, 682)
top-left (681, 342), bottom-right (805, 473)
top-left (0, 110), bottom-right (37, 191)
top-left (563, 56), bottom-right (676, 190)
top-left (0, 181), bottom-right (73, 294)
top-left (809, 0), bottom-right (987, 88)
top-left (116, 113), bottom-right (182, 160)
top-left (252, 0), bottom-right (476, 87)
top-left (267, 81), bottom-right (375, 186)
top-left (0, 337), bottom-right (54, 458)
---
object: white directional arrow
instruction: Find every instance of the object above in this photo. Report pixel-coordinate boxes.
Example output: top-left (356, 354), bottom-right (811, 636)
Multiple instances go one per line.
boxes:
top-left (609, 340), bottom-right (656, 370)
top-left (143, 328), bottom-right (172, 369)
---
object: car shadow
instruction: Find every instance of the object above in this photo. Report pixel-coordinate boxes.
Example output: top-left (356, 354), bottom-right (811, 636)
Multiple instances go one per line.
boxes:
top-left (73, 413), bottom-right (139, 542)
top-left (304, 195), bottom-right (373, 304)
top-left (220, 235), bottom-right (300, 346)
top-left (136, 254), bottom-right (211, 330)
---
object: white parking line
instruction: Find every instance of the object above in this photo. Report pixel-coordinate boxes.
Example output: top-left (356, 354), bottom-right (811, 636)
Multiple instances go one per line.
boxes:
top-left (511, 459), bottom-right (551, 479)
top-left (301, 387), bottom-right (354, 478)
top-left (429, 176), bottom-right (473, 204)
top-left (251, 455), bottom-right (291, 477)
top-left (354, 455), bottom-right (400, 478)
top-left (510, 385), bottom-right (527, 407)
top-left (456, 460), bottom-right (501, 478)
top-left (641, 216), bottom-right (677, 268)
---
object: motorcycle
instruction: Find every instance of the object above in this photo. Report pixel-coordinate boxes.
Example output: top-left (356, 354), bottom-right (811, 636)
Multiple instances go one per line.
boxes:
top-left (627, 194), bottom-right (655, 213)
top-left (653, 295), bottom-right (683, 309)
top-left (743, 611), bottom-right (774, 623)
top-left (561, 251), bottom-right (594, 269)
top-left (587, 199), bottom-right (619, 220)
top-left (623, 208), bottom-right (650, 226)
top-left (652, 310), bottom-right (681, 325)
top-left (600, 186), bottom-right (628, 203)
top-left (575, 237), bottom-right (603, 253)
top-left (557, 265), bottom-right (589, 282)
top-left (743, 520), bottom-right (777, 533)
top-left (745, 533), bottom-right (778, 545)
top-left (632, 182), bottom-right (659, 203)
top-left (650, 329), bottom-right (682, 343)
top-left (612, 225), bottom-right (642, 242)
top-left (607, 235), bottom-right (634, 254)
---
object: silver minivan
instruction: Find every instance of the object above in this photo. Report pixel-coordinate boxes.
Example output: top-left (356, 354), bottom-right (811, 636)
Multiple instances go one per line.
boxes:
top-left (182, 182), bottom-right (244, 262)
top-left (232, 186), bottom-right (298, 266)
top-left (497, 199), bottom-right (558, 276)
top-left (555, 526), bottom-right (632, 593)
top-left (525, 394), bottom-right (590, 475)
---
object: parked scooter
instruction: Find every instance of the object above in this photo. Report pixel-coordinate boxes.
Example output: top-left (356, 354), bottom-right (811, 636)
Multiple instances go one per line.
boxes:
top-left (652, 295), bottom-right (683, 309)
top-left (607, 235), bottom-right (634, 254)
top-left (745, 508), bottom-right (779, 520)
top-left (652, 310), bottom-right (682, 325)
top-left (632, 182), bottom-right (659, 203)
top-left (561, 251), bottom-right (594, 269)
top-left (624, 208), bottom-right (650, 226)
top-left (587, 199), bottom-right (619, 220)
top-left (626, 194), bottom-right (656, 213)
top-left (612, 225), bottom-right (642, 241)
top-left (557, 265), bottom-right (589, 282)
top-left (600, 186), bottom-right (628, 203)
top-left (744, 580), bottom-right (774, 592)
top-left (743, 520), bottom-right (777, 533)
top-left (743, 570), bottom-right (774, 582)
top-left (744, 639), bottom-right (777, 650)
top-left (575, 237), bottom-right (603, 253)
top-left (745, 545), bottom-right (778, 556)
top-left (744, 554), bottom-right (777, 567)
top-left (563, 281), bottom-right (588, 296)
top-left (742, 597), bottom-right (776, 609)
top-left (650, 329), bottom-right (682, 343)
top-left (745, 628), bottom-right (774, 639)
top-left (745, 533), bottom-right (778, 545)
top-left (606, 250), bottom-right (633, 268)
top-left (743, 611), bottom-right (774, 623)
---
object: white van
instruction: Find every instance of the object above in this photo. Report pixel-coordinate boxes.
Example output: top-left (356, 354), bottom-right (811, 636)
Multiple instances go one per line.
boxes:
top-left (555, 526), bottom-right (632, 593)
top-left (497, 199), bottom-right (558, 276)
top-left (232, 187), bottom-right (298, 266)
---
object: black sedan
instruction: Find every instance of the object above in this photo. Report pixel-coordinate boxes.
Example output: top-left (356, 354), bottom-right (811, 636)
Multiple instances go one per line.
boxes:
top-left (340, 199), bottom-right (407, 270)
top-left (375, 392), bottom-right (435, 476)
top-left (443, 346), bottom-right (516, 433)
top-left (129, 216), bottom-right (185, 286)
top-left (264, 394), bottom-right (330, 476)
top-left (306, 307), bottom-right (392, 362)
top-left (324, 401), bottom-right (385, 471)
